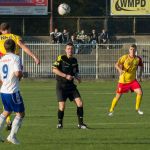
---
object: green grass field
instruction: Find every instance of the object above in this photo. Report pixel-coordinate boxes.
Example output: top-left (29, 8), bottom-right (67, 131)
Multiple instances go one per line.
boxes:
top-left (0, 79), bottom-right (150, 150)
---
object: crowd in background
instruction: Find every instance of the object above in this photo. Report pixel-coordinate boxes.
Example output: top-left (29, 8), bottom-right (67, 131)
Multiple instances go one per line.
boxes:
top-left (50, 28), bottom-right (110, 54)
top-left (50, 28), bottom-right (109, 45)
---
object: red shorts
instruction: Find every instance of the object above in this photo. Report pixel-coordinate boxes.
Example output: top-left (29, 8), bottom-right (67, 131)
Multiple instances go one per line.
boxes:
top-left (0, 52), bottom-right (4, 57)
top-left (116, 80), bottom-right (141, 94)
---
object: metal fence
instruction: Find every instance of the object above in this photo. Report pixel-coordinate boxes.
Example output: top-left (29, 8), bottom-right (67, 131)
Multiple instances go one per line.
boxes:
top-left (21, 42), bottom-right (150, 79)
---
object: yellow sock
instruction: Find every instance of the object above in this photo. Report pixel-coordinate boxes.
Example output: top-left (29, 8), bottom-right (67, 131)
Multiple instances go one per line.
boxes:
top-left (6, 115), bottom-right (11, 124)
top-left (109, 97), bottom-right (118, 112)
top-left (136, 94), bottom-right (142, 111)
top-left (3, 106), bottom-right (12, 124)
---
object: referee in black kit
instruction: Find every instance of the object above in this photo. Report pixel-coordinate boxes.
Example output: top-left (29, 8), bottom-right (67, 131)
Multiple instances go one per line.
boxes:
top-left (52, 42), bottom-right (87, 129)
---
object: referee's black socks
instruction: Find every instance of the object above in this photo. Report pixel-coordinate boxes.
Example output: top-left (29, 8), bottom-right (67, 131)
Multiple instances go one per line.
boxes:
top-left (58, 110), bottom-right (64, 125)
top-left (77, 107), bottom-right (84, 125)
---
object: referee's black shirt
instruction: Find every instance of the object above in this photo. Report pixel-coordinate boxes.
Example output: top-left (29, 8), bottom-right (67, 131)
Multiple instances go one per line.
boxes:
top-left (52, 55), bottom-right (79, 84)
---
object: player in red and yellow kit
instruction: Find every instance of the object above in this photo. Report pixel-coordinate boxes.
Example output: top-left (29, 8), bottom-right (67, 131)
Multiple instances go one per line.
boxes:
top-left (0, 22), bottom-right (40, 64)
top-left (0, 22), bottom-right (40, 130)
top-left (108, 44), bottom-right (144, 116)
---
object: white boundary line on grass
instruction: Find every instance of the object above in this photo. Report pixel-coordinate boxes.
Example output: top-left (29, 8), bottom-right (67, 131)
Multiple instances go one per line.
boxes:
top-left (66, 122), bottom-right (150, 125)
top-left (22, 122), bottom-right (150, 127)
top-left (81, 92), bottom-right (114, 95)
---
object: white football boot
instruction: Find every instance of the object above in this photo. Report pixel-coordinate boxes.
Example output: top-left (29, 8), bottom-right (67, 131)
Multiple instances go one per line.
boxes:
top-left (108, 111), bottom-right (114, 116)
top-left (137, 109), bottom-right (144, 115)
top-left (7, 135), bottom-right (20, 145)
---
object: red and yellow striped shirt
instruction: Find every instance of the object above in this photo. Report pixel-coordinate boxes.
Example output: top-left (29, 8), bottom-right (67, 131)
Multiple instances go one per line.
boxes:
top-left (118, 54), bottom-right (143, 83)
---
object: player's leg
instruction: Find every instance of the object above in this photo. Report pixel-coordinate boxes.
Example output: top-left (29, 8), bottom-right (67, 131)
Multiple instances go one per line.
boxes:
top-left (5, 105), bottom-right (12, 131)
top-left (108, 82), bottom-right (130, 116)
top-left (56, 82), bottom-right (67, 129)
top-left (0, 93), bottom-right (12, 141)
top-left (0, 111), bottom-right (11, 142)
top-left (72, 87), bottom-right (87, 129)
top-left (3, 106), bottom-right (12, 130)
top-left (108, 93), bottom-right (122, 116)
top-left (57, 101), bottom-right (65, 128)
top-left (6, 91), bottom-right (25, 144)
top-left (74, 97), bottom-right (87, 129)
top-left (131, 80), bottom-right (143, 115)
top-left (69, 88), bottom-right (87, 129)
top-left (6, 115), bottom-right (12, 130)
top-left (7, 112), bottom-right (25, 144)
top-left (134, 88), bottom-right (143, 115)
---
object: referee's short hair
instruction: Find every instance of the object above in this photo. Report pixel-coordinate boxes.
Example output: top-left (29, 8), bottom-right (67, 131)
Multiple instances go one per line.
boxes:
top-left (4, 39), bottom-right (16, 53)
top-left (66, 42), bottom-right (74, 47)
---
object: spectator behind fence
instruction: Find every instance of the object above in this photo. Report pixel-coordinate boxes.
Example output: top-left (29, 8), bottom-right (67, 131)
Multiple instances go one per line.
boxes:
top-left (98, 29), bottom-right (109, 48)
top-left (70, 35), bottom-right (80, 54)
top-left (76, 30), bottom-right (88, 44)
top-left (50, 28), bottom-right (62, 43)
top-left (89, 29), bottom-right (98, 45)
top-left (62, 29), bottom-right (70, 44)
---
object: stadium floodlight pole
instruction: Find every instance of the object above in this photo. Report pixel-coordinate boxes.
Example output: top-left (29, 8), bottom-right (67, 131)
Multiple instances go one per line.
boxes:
top-left (50, 0), bottom-right (53, 32)
top-left (105, 0), bottom-right (108, 31)
top-left (106, 0), bottom-right (108, 16)
top-left (22, 17), bottom-right (25, 36)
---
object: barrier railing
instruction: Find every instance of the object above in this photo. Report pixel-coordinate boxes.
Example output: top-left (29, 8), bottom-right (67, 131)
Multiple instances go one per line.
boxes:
top-left (22, 42), bottom-right (150, 79)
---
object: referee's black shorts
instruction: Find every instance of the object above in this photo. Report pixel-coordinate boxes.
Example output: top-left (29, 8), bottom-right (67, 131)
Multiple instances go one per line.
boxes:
top-left (56, 82), bottom-right (81, 102)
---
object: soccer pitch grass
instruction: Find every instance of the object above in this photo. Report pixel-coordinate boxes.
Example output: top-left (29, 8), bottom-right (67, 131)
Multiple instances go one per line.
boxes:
top-left (0, 79), bottom-right (150, 150)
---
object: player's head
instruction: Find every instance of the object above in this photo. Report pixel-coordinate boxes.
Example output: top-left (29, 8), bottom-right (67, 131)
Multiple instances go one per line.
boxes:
top-left (65, 42), bottom-right (74, 57)
top-left (129, 44), bottom-right (137, 56)
top-left (4, 39), bottom-right (16, 53)
top-left (130, 44), bottom-right (137, 49)
top-left (0, 22), bottom-right (11, 33)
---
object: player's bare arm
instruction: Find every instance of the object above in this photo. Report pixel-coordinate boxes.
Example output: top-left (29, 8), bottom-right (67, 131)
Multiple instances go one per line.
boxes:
top-left (115, 62), bottom-right (124, 75)
top-left (17, 40), bottom-right (40, 65)
top-left (52, 67), bottom-right (74, 81)
top-left (15, 71), bottom-right (23, 80)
